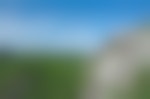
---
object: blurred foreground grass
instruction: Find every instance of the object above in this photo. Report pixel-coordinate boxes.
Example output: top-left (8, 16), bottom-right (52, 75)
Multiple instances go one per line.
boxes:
top-left (0, 52), bottom-right (86, 99)
top-left (0, 51), bottom-right (150, 99)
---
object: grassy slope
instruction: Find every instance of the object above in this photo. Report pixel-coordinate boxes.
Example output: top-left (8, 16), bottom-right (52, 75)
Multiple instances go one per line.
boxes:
top-left (0, 53), bottom-right (85, 99)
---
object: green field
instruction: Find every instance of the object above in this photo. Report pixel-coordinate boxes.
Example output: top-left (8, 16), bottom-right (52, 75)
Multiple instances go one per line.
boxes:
top-left (0, 52), bottom-right (86, 99)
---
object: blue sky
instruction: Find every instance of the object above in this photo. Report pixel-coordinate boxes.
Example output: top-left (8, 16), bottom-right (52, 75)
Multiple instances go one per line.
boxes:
top-left (0, 0), bottom-right (150, 52)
